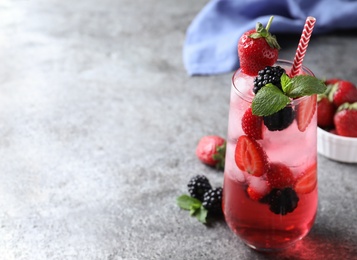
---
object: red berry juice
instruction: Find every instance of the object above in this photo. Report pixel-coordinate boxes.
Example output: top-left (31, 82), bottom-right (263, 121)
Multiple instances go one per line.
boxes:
top-left (223, 60), bottom-right (318, 251)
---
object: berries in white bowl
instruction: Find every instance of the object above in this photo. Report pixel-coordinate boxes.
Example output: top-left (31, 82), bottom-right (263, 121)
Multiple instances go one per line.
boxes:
top-left (317, 78), bottom-right (357, 163)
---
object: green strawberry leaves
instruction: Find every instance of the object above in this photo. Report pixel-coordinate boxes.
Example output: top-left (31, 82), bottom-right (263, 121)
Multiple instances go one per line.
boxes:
top-left (249, 16), bottom-right (281, 50)
top-left (177, 195), bottom-right (208, 223)
top-left (252, 74), bottom-right (326, 116)
top-left (337, 102), bottom-right (357, 112)
top-left (212, 141), bottom-right (226, 170)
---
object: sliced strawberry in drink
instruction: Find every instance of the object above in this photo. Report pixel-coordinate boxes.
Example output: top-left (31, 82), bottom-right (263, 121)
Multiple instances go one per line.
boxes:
top-left (267, 162), bottom-right (295, 189)
top-left (295, 163), bottom-right (317, 194)
top-left (247, 186), bottom-right (265, 201)
top-left (234, 135), bottom-right (268, 177)
top-left (246, 176), bottom-right (271, 201)
top-left (296, 94), bottom-right (317, 132)
top-left (242, 107), bottom-right (263, 140)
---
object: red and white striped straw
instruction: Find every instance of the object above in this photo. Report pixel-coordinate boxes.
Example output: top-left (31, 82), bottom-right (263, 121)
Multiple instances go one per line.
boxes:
top-left (290, 16), bottom-right (316, 77)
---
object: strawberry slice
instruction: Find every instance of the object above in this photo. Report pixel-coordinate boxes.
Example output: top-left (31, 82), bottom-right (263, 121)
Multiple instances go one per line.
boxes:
top-left (296, 94), bottom-right (317, 132)
top-left (246, 176), bottom-right (271, 201)
top-left (242, 107), bottom-right (263, 140)
top-left (295, 163), bottom-right (317, 194)
top-left (234, 135), bottom-right (268, 177)
top-left (267, 162), bottom-right (295, 189)
top-left (247, 186), bottom-right (266, 201)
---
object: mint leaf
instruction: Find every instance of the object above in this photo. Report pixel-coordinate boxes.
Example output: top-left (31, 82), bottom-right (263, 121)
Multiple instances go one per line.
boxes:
top-left (252, 84), bottom-right (290, 116)
top-left (177, 195), bottom-right (201, 210)
top-left (189, 202), bottom-right (201, 216)
top-left (285, 75), bottom-right (326, 98)
top-left (193, 206), bottom-right (208, 224)
top-left (177, 195), bottom-right (208, 224)
top-left (281, 73), bottom-right (293, 93)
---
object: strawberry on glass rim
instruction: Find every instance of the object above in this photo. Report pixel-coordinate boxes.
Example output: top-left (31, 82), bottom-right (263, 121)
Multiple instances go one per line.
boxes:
top-left (238, 16), bottom-right (280, 76)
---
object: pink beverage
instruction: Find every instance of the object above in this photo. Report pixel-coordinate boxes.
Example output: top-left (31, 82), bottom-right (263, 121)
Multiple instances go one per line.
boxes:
top-left (223, 60), bottom-right (318, 251)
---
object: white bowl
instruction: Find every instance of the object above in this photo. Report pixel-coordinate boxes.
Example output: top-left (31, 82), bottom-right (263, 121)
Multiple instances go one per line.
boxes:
top-left (317, 127), bottom-right (357, 163)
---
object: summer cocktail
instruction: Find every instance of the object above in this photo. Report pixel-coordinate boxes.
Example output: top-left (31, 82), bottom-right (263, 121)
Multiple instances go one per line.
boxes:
top-left (222, 17), bottom-right (326, 251)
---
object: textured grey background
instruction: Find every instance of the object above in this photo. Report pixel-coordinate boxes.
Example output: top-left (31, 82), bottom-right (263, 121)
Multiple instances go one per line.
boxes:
top-left (0, 0), bottom-right (356, 259)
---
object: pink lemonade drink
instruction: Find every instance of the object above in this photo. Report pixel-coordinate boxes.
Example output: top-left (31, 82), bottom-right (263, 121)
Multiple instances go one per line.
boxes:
top-left (223, 60), bottom-right (318, 251)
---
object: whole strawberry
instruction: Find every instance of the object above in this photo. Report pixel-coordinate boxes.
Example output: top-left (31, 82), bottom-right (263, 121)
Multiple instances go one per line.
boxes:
top-left (196, 136), bottom-right (226, 170)
top-left (329, 80), bottom-right (357, 108)
top-left (242, 107), bottom-right (263, 139)
top-left (325, 78), bottom-right (341, 85)
top-left (238, 16), bottom-right (280, 76)
top-left (334, 102), bottom-right (357, 137)
top-left (266, 162), bottom-right (295, 189)
top-left (317, 94), bottom-right (335, 128)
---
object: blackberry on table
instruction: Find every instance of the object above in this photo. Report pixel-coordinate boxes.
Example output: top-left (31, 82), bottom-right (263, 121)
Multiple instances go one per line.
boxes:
top-left (263, 106), bottom-right (295, 131)
top-left (187, 175), bottom-right (212, 201)
top-left (261, 188), bottom-right (299, 215)
top-left (253, 66), bottom-right (286, 94)
top-left (202, 187), bottom-right (223, 215)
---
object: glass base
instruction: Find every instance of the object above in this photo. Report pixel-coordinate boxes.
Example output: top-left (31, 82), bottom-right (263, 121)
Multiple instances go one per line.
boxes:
top-left (244, 236), bottom-right (303, 253)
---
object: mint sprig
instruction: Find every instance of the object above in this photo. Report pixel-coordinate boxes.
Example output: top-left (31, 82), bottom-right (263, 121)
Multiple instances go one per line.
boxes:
top-left (252, 73), bottom-right (326, 116)
top-left (284, 75), bottom-right (326, 98)
top-left (177, 195), bottom-right (208, 223)
top-left (252, 84), bottom-right (290, 116)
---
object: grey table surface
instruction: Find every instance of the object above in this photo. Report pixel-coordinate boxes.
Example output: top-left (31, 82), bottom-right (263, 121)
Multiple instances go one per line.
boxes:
top-left (0, 1), bottom-right (356, 259)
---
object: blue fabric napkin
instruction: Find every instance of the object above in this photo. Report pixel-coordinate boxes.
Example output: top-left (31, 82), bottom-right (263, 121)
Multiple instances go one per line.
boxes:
top-left (183, 0), bottom-right (357, 75)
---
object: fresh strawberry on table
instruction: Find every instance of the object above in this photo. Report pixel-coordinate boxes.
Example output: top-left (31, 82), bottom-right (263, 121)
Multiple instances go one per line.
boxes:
top-left (196, 135), bottom-right (226, 169)
top-left (238, 16), bottom-right (280, 76)
top-left (329, 80), bottom-right (357, 108)
top-left (333, 102), bottom-right (357, 137)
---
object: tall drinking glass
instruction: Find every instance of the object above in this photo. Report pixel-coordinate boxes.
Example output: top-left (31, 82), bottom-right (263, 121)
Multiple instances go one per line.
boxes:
top-left (223, 60), bottom-right (318, 251)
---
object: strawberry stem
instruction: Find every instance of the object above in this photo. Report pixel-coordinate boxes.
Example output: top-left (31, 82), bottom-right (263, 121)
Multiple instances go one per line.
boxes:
top-left (265, 16), bottom-right (274, 32)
